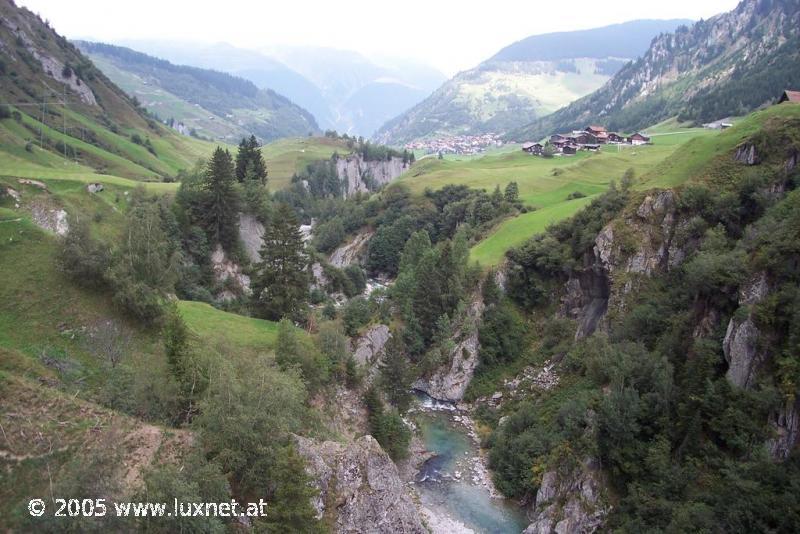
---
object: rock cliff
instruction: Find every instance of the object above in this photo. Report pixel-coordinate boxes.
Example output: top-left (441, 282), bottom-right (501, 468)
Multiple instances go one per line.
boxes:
top-left (413, 292), bottom-right (484, 402)
top-left (238, 213), bottom-right (265, 263)
top-left (329, 230), bottom-right (374, 268)
top-left (560, 190), bottom-right (688, 339)
top-left (524, 459), bottom-right (608, 534)
top-left (294, 435), bottom-right (426, 534)
top-left (335, 154), bottom-right (409, 197)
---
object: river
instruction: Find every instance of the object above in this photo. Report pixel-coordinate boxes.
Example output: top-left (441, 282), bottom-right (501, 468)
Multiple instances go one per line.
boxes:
top-left (410, 396), bottom-right (529, 533)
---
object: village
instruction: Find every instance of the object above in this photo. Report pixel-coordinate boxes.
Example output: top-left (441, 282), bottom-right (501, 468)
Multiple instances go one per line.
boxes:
top-left (405, 133), bottom-right (504, 156)
top-left (521, 125), bottom-right (651, 156)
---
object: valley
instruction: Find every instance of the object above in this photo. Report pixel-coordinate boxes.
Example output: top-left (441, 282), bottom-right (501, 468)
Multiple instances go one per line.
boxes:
top-left (3, 0), bottom-right (800, 532)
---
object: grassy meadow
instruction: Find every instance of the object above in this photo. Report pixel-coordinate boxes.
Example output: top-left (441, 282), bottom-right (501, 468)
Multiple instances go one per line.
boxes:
top-left (399, 127), bottom-right (720, 266)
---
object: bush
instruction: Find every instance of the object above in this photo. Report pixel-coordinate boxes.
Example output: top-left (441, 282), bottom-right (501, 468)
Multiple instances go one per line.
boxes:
top-left (57, 217), bottom-right (110, 289)
top-left (343, 297), bottom-right (371, 336)
top-left (478, 300), bottom-right (527, 367)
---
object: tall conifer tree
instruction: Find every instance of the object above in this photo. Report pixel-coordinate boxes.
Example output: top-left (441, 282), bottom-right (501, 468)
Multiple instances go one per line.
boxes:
top-left (253, 203), bottom-right (309, 320)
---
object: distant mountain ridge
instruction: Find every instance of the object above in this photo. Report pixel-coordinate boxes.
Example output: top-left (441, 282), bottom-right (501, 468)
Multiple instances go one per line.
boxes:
top-left (374, 19), bottom-right (690, 145)
top-left (509, 0), bottom-right (800, 141)
top-left (76, 41), bottom-right (319, 142)
top-left (112, 40), bottom-right (446, 137)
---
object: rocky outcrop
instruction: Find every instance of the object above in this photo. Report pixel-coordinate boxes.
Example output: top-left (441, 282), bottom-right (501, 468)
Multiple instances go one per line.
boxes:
top-left (351, 324), bottom-right (390, 385)
top-left (413, 294), bottom-right (484, 402)
top-left (238, 213), bottom-right (265, 263)
top-left (722, 272), bottom-right (769, 389)
top-left (734, 143), bottom-right (759, 165)
top-left (561, 190), bottom-right (686, 339)
top-left (294, 435), bottom-right (426, 534)
top-left (210, 244), bottom-right (251, 301)
top-left (352, 324), bottom-right (391, 368)
top-left (336, 155), bottom-right (409, 197)
top-left (767, 399), bottom-right (800, 461)
top-left (524, 459), bottom-right (608, 534)
top-left (330, 230), bottom-right (374, 268)
top-left (30, 202), bottom-right (69, 236)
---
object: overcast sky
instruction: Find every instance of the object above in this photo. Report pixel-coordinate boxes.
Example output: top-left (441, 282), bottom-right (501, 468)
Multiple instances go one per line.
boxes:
top-left (18, 0), bottom-right (740, 75)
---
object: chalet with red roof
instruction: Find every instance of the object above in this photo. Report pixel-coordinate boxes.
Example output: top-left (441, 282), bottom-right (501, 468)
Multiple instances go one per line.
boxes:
top-left (779, 90), bottom-right (800, 104)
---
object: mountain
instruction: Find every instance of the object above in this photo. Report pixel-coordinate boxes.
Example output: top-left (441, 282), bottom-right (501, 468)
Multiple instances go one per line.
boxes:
top-left (115, 41), bottom-right (446, 137)
top-left (0, 0), bottom-right (214, 181)
top-left (510, 0), bottom-right (800, 141)
top-left (260, 46), bottom-right (448, 137)
top-left (113, 40), bottom-right (336, 130)
top-left (76, 41), bottom-right (319, 143)
top-left (374, 19), bottom-right (690, 145)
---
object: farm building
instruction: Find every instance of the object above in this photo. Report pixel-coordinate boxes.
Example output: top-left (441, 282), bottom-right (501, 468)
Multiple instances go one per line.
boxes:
top-left (522, 142), bottom-right (544, 155)
top-left (562, 145), bottom-right (578, 155)
top-left (627, 133), bottom-right (651, 145)
top-left (779, 90), bottom-right (800, 104)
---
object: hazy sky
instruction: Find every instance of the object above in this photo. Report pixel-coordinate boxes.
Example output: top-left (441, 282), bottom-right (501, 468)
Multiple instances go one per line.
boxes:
top-left (18, 0), bottom-right (740, 75)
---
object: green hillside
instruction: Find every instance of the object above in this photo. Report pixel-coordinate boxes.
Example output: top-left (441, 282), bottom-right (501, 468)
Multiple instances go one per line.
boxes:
top-left (77, 41), bottom-right (320, 143)
top-left (374, 19), bottom-right (690, 145)
top-left (476, 103), bottom-right (800, 265)
top-left (0, 0), bottom-right (221, 182)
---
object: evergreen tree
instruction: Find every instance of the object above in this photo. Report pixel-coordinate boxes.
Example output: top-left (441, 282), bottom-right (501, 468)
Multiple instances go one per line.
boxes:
top-left (412, 249), bottom-right (444, 343)
top-left (162, 303), bottom-right (205, 421)
top-left (253, 204), bottom-right (309, 320)
top-left (259, 444), bottom-right (320, 533)
top-left (504, 181), bottom-right (519, 203)
top-left (380, 333), bottom-right (412, 413)
top-left (235, 135), bottom-right (268, 184)
top-left (202, 147), bottom-right (240, 251)
top-left (491, 184), bottom-right (503, 206)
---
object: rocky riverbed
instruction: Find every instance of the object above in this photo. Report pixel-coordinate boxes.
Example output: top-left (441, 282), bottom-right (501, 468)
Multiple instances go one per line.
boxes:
top-left (406, 394), bottom-right (528, 533)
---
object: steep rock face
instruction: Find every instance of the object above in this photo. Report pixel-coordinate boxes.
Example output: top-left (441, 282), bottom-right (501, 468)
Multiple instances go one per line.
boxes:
top-left (767, 399), bottom-right (800, 461)
top-left (330, 230), bottom-right (374, 268)
top-left (210, 244), bottom-right (251, 301)
top-left (335, 155), bottom-right (409, 197)
top-left (524, 459), bottom-right (608, 534)
top-left (734, 143), bottom-right (759, 165)
top-left (722, 272), bottom-right (769, 389)
top-left (413, 293), bottom-right (484, 402)
top-left (352, 324), bottom-right (391, 385)
top-left (561, 190), bottom-right (686, 338)
top-left (294, 435), bottom-right (426, 534)
top-left (511, 0), bottom-right (800, 140)
top-left (352, 324), bottom-right (390, 367)
top-left (238, 213), bottom-right (265, 263)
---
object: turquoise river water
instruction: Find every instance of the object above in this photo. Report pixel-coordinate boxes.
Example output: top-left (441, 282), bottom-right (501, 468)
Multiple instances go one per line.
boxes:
top-left (412, 403), bottom-right (528, 533)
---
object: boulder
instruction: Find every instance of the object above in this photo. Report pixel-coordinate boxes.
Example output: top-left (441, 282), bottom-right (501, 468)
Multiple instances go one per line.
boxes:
top-left (294, 435), bottom-right (426, 534)
top-left (86, 183), bottom-right (104, 193)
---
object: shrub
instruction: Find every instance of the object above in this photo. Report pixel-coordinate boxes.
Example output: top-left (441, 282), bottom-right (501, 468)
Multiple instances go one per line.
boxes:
top-left (57, 217), bottom-right (110, 289)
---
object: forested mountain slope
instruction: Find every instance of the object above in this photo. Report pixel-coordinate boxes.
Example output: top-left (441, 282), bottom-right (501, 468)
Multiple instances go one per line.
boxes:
top-left (374, 19), bottom-right (689, 145)
top-left (510, 0), bottom-right (800, 141)
top-left (480, 102), bottom-right (800, 531)
top-left (76, 41), bottom-right (319, 143)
